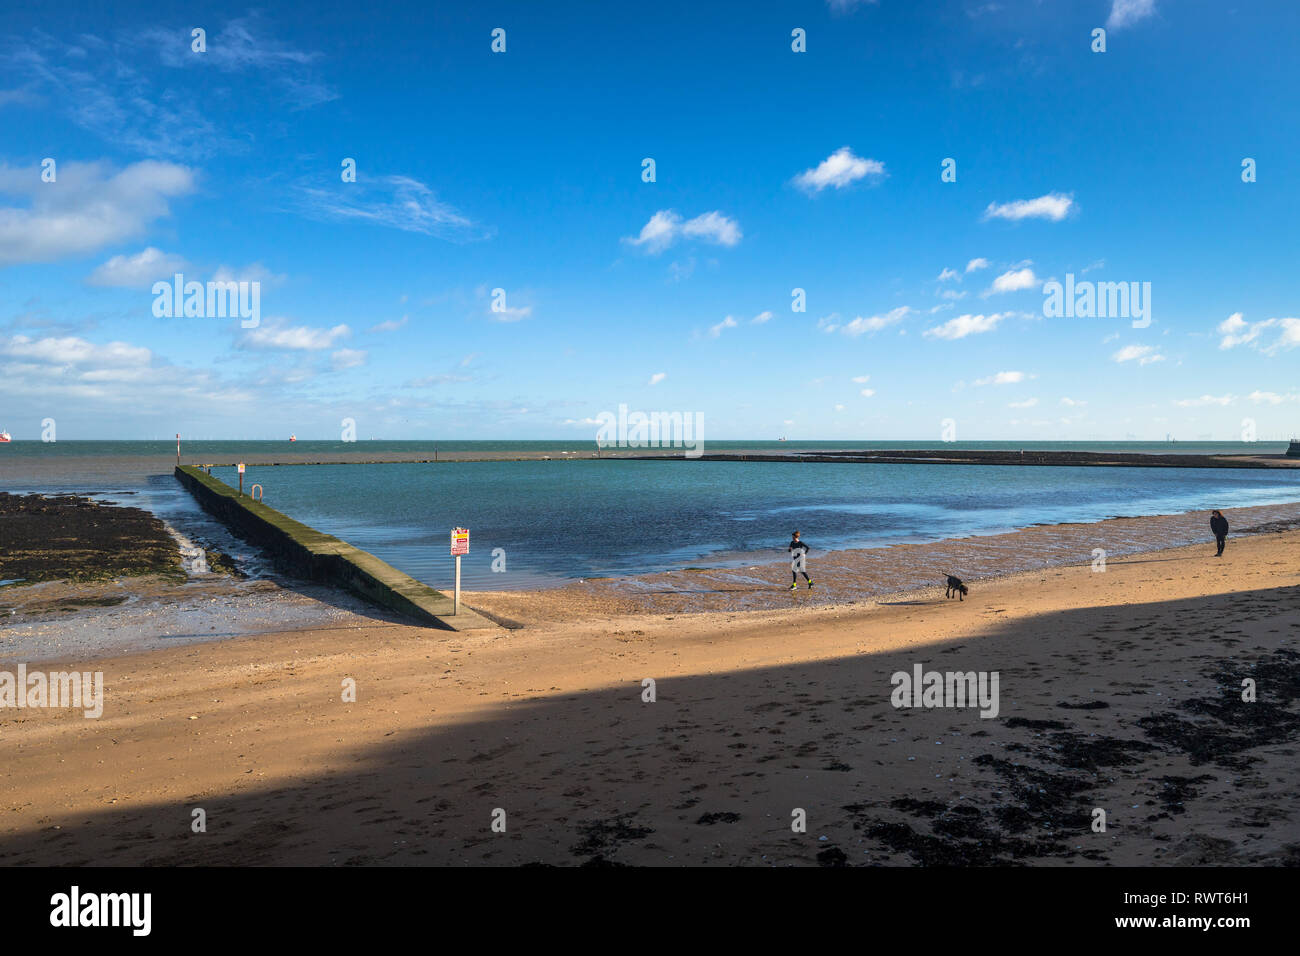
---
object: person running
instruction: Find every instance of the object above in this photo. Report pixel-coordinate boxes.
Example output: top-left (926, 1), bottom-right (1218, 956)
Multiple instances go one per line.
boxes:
top-left (788, 530), bottom-right (813, 590)
top-left (1210, 509), bottom-right (1229, 557)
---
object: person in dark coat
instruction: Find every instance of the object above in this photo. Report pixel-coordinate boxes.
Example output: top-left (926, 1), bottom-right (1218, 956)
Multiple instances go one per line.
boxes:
top-left (788, 530), bottom-right (813, 590)
top-left (1210, 510), bottom-right (1229, 557)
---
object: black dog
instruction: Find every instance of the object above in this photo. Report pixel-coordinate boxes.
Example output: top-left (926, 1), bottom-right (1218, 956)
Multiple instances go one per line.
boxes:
top-left (945, 575), bottom-right (968, 600)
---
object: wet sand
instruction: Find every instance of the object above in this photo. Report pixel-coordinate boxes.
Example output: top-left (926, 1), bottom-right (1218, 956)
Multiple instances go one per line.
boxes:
top-left (0, 527), bottom-right (1296, 866)
top-left (465, 500), bottom-right (1300, 621)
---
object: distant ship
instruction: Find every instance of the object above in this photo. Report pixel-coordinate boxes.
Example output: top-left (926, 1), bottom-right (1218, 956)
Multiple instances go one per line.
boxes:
top-left (1288, 438), bottom-right (1300, 458)
top-left (0, 431), bottom-right (10, 443)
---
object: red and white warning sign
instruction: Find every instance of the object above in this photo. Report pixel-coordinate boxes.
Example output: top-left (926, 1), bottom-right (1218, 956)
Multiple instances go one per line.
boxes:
top-left (237, 463), bottom-right (246, 475)
top-left (450, 527), bottom-right (470, 556)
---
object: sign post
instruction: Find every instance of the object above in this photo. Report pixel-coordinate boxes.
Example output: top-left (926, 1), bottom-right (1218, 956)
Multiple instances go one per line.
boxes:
top-left (176, 433), bottom-right (180, 465)
top-left (450, 527), bottom-right (469, 615)
top-left (237, 462), bottom-right (245, 496)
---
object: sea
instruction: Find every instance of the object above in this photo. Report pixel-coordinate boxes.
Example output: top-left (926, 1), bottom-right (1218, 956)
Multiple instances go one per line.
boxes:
top-left (2, 440), bottom-right (1297, 590)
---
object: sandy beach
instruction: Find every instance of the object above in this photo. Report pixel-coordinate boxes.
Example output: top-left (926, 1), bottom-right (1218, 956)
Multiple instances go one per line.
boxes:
top-left (1, 517), bottom-right (1296, 866)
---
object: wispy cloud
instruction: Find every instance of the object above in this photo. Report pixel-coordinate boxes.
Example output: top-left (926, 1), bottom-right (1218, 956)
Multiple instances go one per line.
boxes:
top-left (294, 174), bottom-right (486, 240)
top-left (966, 257), bottom-right (990, 273)
top-left (924, 312), bottom-right (1009, 340)
top-left (4, 17), bottom-right (336, 158)
top-left (1174, 393), bottom-right (1234, 407)
top-left (709, 315), bottom-right (739, 338)
top-left (1216, 312), bottom-right (1300, 354)
top-left (827, 0), bottom-right (880, 13)
top-left (1112, 344), bottom-right (1165, 365)
top-left (830, 306), bottom-right (911, 337)
top-left (984, 192), bottom-right (1075, 222)
top-left (1107, 0), bottom-right (1158, 31)
top-left (330, 348), bottom-right (367, 370)
top-left (793, 147), bottom-right (886, 193)
top-left (648, 372), bottom-right (666, 385)
top-left (85, 247), bottom-right (188, 288)
top-left (242, 321), bottom-right (350, 351)
top-left (369, 315), bottom-right (409, 333)
top-left (974, 370), bottom-right (1026, 386)
top-left (625, 209), bottom-right (741, 254)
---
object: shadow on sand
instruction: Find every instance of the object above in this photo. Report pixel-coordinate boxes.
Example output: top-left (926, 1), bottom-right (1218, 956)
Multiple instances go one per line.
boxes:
top-left (2, 584), bottom-right (1297, 867)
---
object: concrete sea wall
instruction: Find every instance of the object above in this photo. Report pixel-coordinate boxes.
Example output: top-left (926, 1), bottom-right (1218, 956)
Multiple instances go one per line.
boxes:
top-left (174, 465), bottom-right (496, 631)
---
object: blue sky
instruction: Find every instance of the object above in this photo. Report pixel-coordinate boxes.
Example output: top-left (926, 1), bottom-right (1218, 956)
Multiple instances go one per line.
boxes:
top-left (1, 0), bottom-right (1297, 442)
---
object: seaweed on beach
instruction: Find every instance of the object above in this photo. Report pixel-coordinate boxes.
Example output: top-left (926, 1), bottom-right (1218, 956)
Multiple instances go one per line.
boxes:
top-left (847, 728), bottom-right (1160, 865)
top-left (0, 492), bottom-right (184, 584)
top-left (1135, 649), bottom-right (1300, 770)
top-left (569, 816), bottom-right (654, 862)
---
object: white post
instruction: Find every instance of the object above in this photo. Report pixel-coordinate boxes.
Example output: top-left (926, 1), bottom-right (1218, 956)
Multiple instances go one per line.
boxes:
top-left (454, 554), bottom-right (461, 615)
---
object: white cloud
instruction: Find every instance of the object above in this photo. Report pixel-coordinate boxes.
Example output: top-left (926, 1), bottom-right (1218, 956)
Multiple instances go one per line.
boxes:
top-left (212, 262), bottom-right (285, 285)
top-left (488, 303), bottom-right (532, 322)
top-left (369, 315), bottom-right (409, 333)
top-left (1008, 397), bottom-right (1039, 408)
top-left (0, 331), bottom-right (256, 409)
top-left (924, 312), bottom-right (1008, 340)
top-left (983, 192), bottom-right (1074, 222)
top-left (1060, 397), bottom-right (1087, 407)
top-left (86, 247), bottom-right (188, 288)
top-left (851, 375), bottom-right (870, 383)
top-left (1217, 312), bottom-right (1300, 354)
top-left (751, 310), bottom-right (773, 324)
top-left (709, 316), bottom-right (739, 338)
top-left (9, 18), bottom-right (336, 159)
top-left (295, 174), bottom-right (483, 240)
top-left (965, 257), bottom-right (990, 273)
top-left (648, 372), bottom-right (666, 385)
top-left (2, 334), bottom-right (151, 367)
top-left (1107, 0), bottom-right (1157, 30)
top-left (1248, 390), bottom-right (1299, 405)
top-left (627, 209), bottom-right (741, 254)
top-left (1174, 394), bottom-right (1235, 407)
top-left (244, 322), bottom-right (351, 351)
top-left (860, 388), bottom-right (876, 397)
top-left (974, 370), bottom-right (1026, 386)
top-left (937, 268), bottom-right (960, 282)
top-left (1112, 344), bottom-right (1165, 365)
top-left (841, 306), bottom-right (911, 336)
top-left (793, 147), bottom-right (886, 193)
top-left (987, 267), bottom-right (1039, 294)
top-left (0, 160), bottom-right (195, 266)
top-left (330, 348), bottom-right (367, 370)
top-left (828, 0), bottom-right (879, 12)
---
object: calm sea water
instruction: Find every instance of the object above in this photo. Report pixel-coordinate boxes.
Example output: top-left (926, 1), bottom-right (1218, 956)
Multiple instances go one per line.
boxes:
top-left (0, 438), bottom-right (1289, 461)
top-left (203, 459), bottom-right (1297, 590)
top-left (2, 441), bottom-right (1296, 591)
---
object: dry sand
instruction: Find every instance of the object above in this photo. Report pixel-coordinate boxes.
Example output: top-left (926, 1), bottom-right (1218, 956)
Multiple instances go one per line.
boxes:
top-left (0, 528), bottom-right (1296, 866)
